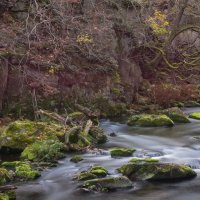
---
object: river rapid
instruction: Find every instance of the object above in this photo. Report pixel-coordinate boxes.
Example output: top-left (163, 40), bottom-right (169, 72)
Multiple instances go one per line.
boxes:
top-left (16, 108), bottom-right (200, 200)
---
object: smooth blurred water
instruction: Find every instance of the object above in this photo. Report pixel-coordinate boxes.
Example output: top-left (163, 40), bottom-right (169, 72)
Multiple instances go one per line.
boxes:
top-left (16, 108), bottom-right (200, 200)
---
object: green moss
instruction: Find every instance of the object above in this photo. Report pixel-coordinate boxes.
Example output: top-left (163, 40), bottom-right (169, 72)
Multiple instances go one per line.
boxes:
top-left (118, 163), bottom-right (197, 181)
top-left (129, 158), bottom-right (159, 163)
top-left (0, 120), bottom-right (65, 152)
top-left (0, 168), bottom-right (10, 186)
top-left (68, 112), bottom-right (84, 117)
top-left (0, 193), bottom-right (9, 200)
top-left (110, 148), bottom-right (135, 157)
top-left (89, 126), bottom-right (107, 144)
top-left (1, 161), bottom-right (27, 168)
top-left (189, 112), bottom-right (200, 120)
top-left (127, 114), bottom-right (174, 127)
top-left (78, 172), bottom-right (97, 181)
top-left (70, 155), bottom-right (83, 163)
top-left (15, 163), bottom-right (40, 180)
top-left (162, 107), bottom-right (190, 123)
top-left (90, 166), bottom-right (108, 177)
top-left (21, 140), bottom-right (65, 162)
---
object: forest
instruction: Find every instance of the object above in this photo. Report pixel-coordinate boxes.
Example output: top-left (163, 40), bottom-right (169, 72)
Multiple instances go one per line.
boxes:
top-left (0, 0), bottom-right (200, 199)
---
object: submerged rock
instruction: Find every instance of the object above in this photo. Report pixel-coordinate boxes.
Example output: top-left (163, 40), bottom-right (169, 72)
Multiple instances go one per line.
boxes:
top-left (70, 155), bottom-right (83, 163)
top-left (81, 176), bottom-right (133, 192)
top-left (162, 107), bottom-right (190, 123)
top-left (127, 114), bottom-right (174, 127)
top-left (110, 148), bottom-right (135, 157)
top-left (0, 120), bottom-right (65, 152)
top-left (118, 163), bottom-right (197, 181)
top-left (189, 112), bottom-right (200, 120)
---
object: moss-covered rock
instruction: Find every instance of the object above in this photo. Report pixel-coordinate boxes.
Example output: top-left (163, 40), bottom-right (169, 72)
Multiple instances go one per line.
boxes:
top-left (127, 114), bottom-right (174, 127)
top-left (110, 148), bottom-right (135, 157)
top-left (15, 163), bottom-right (40, 180)
top-left (89, 126), bottom-right (107, 144)
top-left (0, 168), bottom-right (10, 185)
top-left (81, 176), bottom-right (133, 192)
top-left (77, 166), bottom-right (108, 181)
top-left (1, 161), bottom-right (27, 168)
top-left (189, 112), bottom-right (200, 120)
top-left (21, 140), bottom-right (65, 162)
top-left (129, 157), bottom-right (159, 163)
top-left (90, 166), bottom-right (108, 177)
top-left (70, 155), bottom-right (83, 163)
top-left (162, 107), bottom-right (190, 123)
top-left (0, 120), bottom-right (65, 152)
top-left (78, 172), bottom-right (97, 181)
top-left (118, 163), bottom-right (197, 181)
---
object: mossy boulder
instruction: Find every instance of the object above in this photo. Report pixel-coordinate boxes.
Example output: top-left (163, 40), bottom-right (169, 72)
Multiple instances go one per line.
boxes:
top-left (0, 120), bottom-right (65, 152)
top-left (0, 168), bottom-right (10, 185)
top-left (15, 163), bottom-right (40, 180)
top-left (89, 126), bottom-right (107, 144)
top-left (162, 107), bottom-right (190, 123)
top-left (21, 140), bottom-right (65, 162)
top-left (127, 114), bottom-right (174, 127)
top-left (110, 148), bottom-right (135, 157)
top-left (189, 112), bottom-right (200, 120)
top-left (77, 166), bottom-right (108, 181)
top-left (129, 157), bottom-right (159, 163)
top-left (70, 155), bottom-right (83, 163)
top-left (67, 125), bottom-right (107, 152)
top-left (81, 176), bottom-right (133, 192)
top-left (78, 172), bottom-right (97, 181)
top-left (118, 163), bottom-right (197, 181)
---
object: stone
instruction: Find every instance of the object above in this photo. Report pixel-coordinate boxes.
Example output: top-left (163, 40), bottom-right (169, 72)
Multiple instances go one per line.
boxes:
top-left (118, 163), bottom-right (197, 181)
top-left (162, 107), bottom-right (190, 123)
top-left (110, 148), bottom-right (135, 157)
top-left (81, 176), bottom-right (133, 192)
top-left (127, 114), bottom-right (174, 127)
top-left (189, 112), bottom-right (200, 120)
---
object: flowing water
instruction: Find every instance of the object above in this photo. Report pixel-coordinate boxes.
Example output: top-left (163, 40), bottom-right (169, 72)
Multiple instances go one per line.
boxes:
top-left (16, 108), bottom-right (200, 200)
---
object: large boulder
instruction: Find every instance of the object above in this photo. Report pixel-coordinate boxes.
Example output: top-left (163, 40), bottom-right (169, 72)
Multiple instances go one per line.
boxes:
top-left (127, 114), bottom-right (174, 127)
top-left (161, 107), bottom-right (190, 123)
top-left (118, 163), bottom-right (197, 181)
top-left (0, 120), bottom-right (65, 152)
top-left (81, 176), bottom-right (133, 192)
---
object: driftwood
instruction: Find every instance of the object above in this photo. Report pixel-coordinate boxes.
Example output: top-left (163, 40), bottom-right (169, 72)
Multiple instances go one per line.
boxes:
top-left (36, 109), bottom-right (72, 125)
top-left (75, 104), bottom-right (99, 119)
top-left (0, 185), bottom-right (17, 191)
top-left (82, 120), bottom-right (93, 137)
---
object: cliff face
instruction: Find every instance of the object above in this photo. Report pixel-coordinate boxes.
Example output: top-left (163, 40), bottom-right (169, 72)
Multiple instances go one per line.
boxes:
top-left (0, 0), bottom-right (199, 115)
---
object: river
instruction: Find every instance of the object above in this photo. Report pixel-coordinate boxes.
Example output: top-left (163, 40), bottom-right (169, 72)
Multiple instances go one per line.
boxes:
top-left (16, 107), bottom-right (200, 200)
